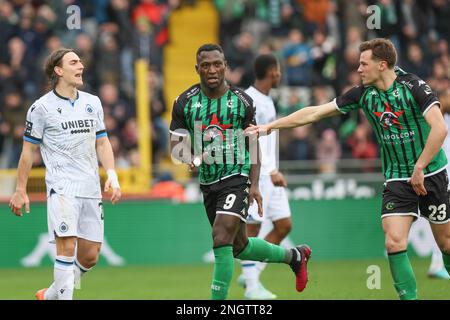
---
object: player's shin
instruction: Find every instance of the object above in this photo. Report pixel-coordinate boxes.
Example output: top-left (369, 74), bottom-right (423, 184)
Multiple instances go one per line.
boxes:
top-left (54, 255), bottom-right (75, 300)
top-left (388, 251), bottom-right (417, 300)
top-left (211, 245), bottom-right (234, 300)
top-left (236, 237), bottom-right (287, 263)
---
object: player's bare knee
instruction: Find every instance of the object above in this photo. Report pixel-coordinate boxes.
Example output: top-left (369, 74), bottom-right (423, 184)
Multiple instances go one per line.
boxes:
top-left (78, 254), bottom-right (99, 269)
top-left (212, 230), bottom-right (234, 247)
top-left (385, 237), bottom-right (408, 253)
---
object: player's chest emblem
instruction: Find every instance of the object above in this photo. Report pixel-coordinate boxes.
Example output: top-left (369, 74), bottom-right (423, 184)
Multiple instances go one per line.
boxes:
top-left (373, 102), bottom-right (404, 129)
top-left (200, 114), bottom-right (232, 141)
top-left (86, 104), bottom-right (94, 114)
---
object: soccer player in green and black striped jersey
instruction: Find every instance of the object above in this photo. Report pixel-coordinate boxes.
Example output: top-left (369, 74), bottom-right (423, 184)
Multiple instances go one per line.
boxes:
top-left (247, 38), bottom-right (450, 300)
top-left (169, 44), bottom-right (311, 300)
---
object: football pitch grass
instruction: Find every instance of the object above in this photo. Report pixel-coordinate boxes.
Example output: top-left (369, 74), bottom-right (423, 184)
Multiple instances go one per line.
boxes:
top-left (1, 257), bottom-right (449, 300)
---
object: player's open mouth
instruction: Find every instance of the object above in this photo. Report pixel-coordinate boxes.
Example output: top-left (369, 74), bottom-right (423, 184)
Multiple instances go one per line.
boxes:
top-left (207, 78), bottom-right (218, 84)
top-left (75, 73), bottom-right (82, 78)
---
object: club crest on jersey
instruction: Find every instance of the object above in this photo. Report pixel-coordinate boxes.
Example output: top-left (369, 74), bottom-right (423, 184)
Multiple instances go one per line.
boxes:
top-left (373, 102), bottom-right (404, 129)
top-left (200, 114), bottom-right (232, 141)
top-left (86, 104), bottom-right (94, 114)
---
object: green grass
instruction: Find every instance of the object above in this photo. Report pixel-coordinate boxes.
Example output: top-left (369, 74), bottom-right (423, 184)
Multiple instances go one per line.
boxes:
top-left (0, 257), bottom-right (449, 300)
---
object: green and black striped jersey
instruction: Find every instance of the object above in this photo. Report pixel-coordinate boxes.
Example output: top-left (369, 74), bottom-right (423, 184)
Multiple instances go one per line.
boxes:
top-left (170, 84), bottom-right (256, 185)
top-left (335, 67), bottom-right (447, 181)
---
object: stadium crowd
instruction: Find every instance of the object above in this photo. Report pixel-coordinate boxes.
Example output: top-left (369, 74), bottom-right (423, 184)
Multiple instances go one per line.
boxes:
top-left (0, 0), bottom-right (449, 177)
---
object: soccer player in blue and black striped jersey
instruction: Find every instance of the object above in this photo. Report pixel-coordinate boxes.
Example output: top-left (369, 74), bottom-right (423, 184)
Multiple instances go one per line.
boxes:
top-left (170, 44), bottom-right (311, 300)
top-left (248, 38), bottom-right (450, 300)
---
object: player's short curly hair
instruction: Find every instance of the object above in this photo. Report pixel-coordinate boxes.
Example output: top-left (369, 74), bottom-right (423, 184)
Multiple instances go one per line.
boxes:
top-left (196, 44), bottom-right (224, 60)
top-left (359, 38), bottom-right (397, 69)
top-left (44, 48), bottom-right (75, 88)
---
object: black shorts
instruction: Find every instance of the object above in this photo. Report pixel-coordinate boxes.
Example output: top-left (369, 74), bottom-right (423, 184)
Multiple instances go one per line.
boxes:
top-left (200, 175), bottom-right (250, 226)
top-left (381, 169), bottom-right (450, 224)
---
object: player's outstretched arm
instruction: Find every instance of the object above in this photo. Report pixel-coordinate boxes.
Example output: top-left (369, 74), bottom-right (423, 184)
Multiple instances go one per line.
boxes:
top-left (96, 136), bottom-right (121, 204)
top-left (410, 105), bottom-right (448, 196)
top-left (10, 141), bottom-right (37, 216)
top-left (246, 101), bottom-right (341, 135)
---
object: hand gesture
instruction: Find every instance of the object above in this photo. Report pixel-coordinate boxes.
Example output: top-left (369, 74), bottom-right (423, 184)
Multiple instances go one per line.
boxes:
top-left (409, 166), bottom-right (427, 196)
top-left (9, 190), bottom-right (30, 217)
top-left (104, 179), bottom-right (122, 204)
top-left (248, 186), bottom-right (263, 217)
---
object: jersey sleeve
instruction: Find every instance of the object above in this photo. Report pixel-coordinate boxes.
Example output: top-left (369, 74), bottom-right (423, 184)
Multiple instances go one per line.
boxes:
top-left (95, 97), bottom-right (107, 139)
top-left (169, 97), bottom-right (188, 137)
top-left (334, 86), bottom-right (365, 114)
top-left (409, 77), bottom-right (440, 115)
top-left (23, 104), bottom-right (45, 144)
top-left (243, 100), bottom-right (257, 128)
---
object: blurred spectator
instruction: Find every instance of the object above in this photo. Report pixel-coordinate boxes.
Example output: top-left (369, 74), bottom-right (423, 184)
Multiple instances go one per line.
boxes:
top-left (431, 0), bottom-right (450, 42)
top-left (214, 0), bottom-right (245, 46)
top-left (427, 60), bottom-right (450, 94)
top-left (287, 125), bottom-right (315, 161)
top-left (127, 147), bottom-right (141, 167)
top-left (3, 37), bottom-right (33, 95)
top-left (0, 89), bottom-right (27, 168)
top-left (277, 89), bottom-right (305, 116)
top-left (315, 128), bottom-right (341, 174)
top-left (132, 0), bottom-right (171, 69)
top-left (310, 28), bottom-right (336, 85)
top-left (99, 82), bottom-right (132, 130)
top-left (297, 0), bottom-right (330, 37)
top-left (347, 124), bottom-right (378, 161)
top-left (335, 26), bottom-right (363, 93)
top-left (402, 42), bottom-right (431, 80)
top-left (369, 0), bottom-right (404, 55)
top-left (400, 0), bottom-right (432, 50)
top-left (224, 31), bottom-right (255, 88)
top-left (122, 118), bottom-right (139, 151)
top-left (0, 0), bottom-right (19, 63)
top-left (281, 28), bottom-right (313, 86)
top-left (95, 30), bottom-right (121, 86)
top-left (243, 0), bottom-right (301, 40)
top-left (75, 33), bottom-right (96, 91)
top-left (148, 67), bottom-right (168, 163)
top-left (108, 0), bottom-right (135, 97)
top-left (109, 134), bottom-right (130, 168)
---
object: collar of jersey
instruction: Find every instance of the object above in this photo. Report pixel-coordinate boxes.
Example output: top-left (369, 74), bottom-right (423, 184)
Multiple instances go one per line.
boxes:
top-left (53, 89), bottom-right (79, 106)
top-left (365, 76), bottom-right (398, 94)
